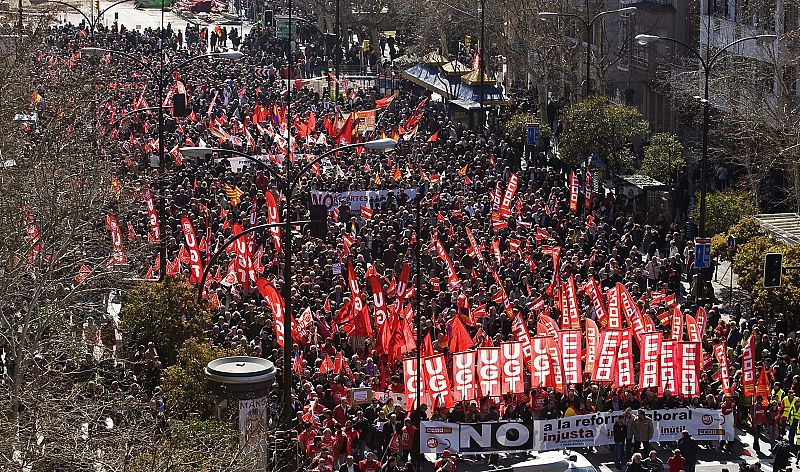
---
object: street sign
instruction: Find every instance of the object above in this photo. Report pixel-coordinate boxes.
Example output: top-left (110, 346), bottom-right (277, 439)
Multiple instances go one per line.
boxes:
top-left (694, 238), bottom-right (711, 269)
top-left (527, 123), bottom-right (540, 147)
top-left (727, 235), bottom-right (736, 250)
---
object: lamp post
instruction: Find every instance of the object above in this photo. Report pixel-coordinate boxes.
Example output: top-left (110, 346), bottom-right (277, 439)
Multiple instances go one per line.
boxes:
top-left (539, 5), bottom-right (636, 98)
top-left (83, 47), bottom-right (244, 281)
top-left (186, 138), bottom-right (398, 427)
top-left (634, 33), bottom-right (776, 237)
top-left (29, 0), bottom-right (132, 41)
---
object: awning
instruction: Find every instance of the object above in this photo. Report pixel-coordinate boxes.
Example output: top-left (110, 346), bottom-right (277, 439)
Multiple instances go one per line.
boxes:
top-left (401, 64), bottom-right (511, 106)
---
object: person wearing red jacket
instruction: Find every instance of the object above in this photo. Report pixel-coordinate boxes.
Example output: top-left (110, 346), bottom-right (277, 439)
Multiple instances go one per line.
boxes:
top-left (400, 418), bottom-right (417, 464)
top-left (358, 452), bottom-right (381, 472)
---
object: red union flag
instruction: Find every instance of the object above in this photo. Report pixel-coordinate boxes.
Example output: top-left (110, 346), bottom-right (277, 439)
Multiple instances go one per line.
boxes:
top-left (181, 217), bottom-right (204, 283)
top-left (231, 223), bottom-right (254, 288)
top-left (477, 347), bottom-right (501, 397)
top-left (106, 214), bottom-right (127, 266)
top-left (695, 307), bottom-right (708, 336)
top-left (545, 337), bottom-right (566, 393)
top-left (360, 205), bottom-right (374, 220)
top-left (584, 318), bottom-right (600, 374)
top-left (605, 286), bottom-right (622, 329)
top-left (403, 357), bottom-right (422, 411)
top-left (714, 343), bottom-right (732, 396)
top-left (142, 189), bottom-right (160, 243)
top-left (618, 283), bottom-right (645, 343)
top-left (671, 306), bottom-right (684, 341)
top-left (659, 340), bottom-right (677, 394)
top-left (569, 170), bottom-right (579, 212)
top-left (639, 331), bottom-right (662, 390)
top-left (424, 355), bottom-right (453, 408)
top-left (256, 278), bottom-right (285, 348)
top-left (453, 351), bottom-right (477, 402)
top-left (432, 236), bottom-right (461, 290)
top-left (501, 342), bottom-right (525, 394)
top-left (615, 329), bottom-right (634, 388)
top-left (264, 191), bottom-right (281, 251)
top-left (584, 169), bottom-right (593, 209)
top-left (491, 180), bottom-right (502, 211)
top-left (592, 330), bottom-right (621, 383)
top-left (498, 173), bottom-right (518, 218)
top-left (559, 330), bottom-right (582, 385)
top-left (686, 314), bottom-right (701, 343)
top-left (531, 336), bottom-right (552, 388)
top-left (511, 313), bottom-right (534, 371)
top-left (584, 276), bottom-right (608, 326)
top-left (562, 275), bottom-right (581, 329)
top-left (679, 342), bottom-right (701, 397)
top-left (742, 334), bottom-right (756, 396)
top-left (368, 275), bottom-right (390, 354)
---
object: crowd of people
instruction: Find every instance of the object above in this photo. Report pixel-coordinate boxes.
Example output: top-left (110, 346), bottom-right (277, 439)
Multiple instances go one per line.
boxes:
top-left (19, 9), bottom-right (799, 472)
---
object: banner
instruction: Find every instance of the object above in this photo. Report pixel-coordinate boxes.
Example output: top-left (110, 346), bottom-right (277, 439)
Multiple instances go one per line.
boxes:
top-left (569, 170), bottom-right (579, 212)
top-left (369, 275), bottom-right (390, 354)
top-left (424, 354), bottom-right (453, 408)
top-left (143, 190), bottom-right (160, 243)
top-left (310, 188), bottom-right (419, 211)
top-left (530, 336), bottom-right (552, 388)
top-left (433, 236), bottom-right (461, 290)
top-left (501, 342), bottom-right (525, 394)
top-left (499, 173), bottom-right (518, 218)
top-left (660, 340), bottom-right (677, 394)
top-left (742, 334), bottom-right (756, 396)
top-left (420, 409), bottom-right (734, 454)
top-left (639, 332), bottom-right (661, 390)
top-left (181, 216), bottom-right (203, 283)
top-left (256, 279), bottom-right (286, 348)
top-left (477, 347), bottom-right (501, 397)
top-left (232, 223), bottom-right (254, 288)
top-left (616, 329), bottom-right (635, 388)
top-left (714, 343), bottom-right (732, 396)
top-left (584, 169), bottom-right (593, 210)
top-left (403, 357), bottom-right (422, 411)
top-left (584, 277), bottom-right (608, 326)
top-left (511, 313), bottom-right (534, 371)
top-left (264, 191), bottom-right (281, 252)
top-left (592, 330), bottom-right (620, 383)
top-left (559, 330), bottom-right (582, 386)
top-left (106, 214), bottom-right (127, 266)
top-left (606, 286), bottom-right (622, 329)
top-left (679, 342), bottom-right (701, 397)
top-left (453, 351), bottom-right (477, 402)
top-left (584, 319), bottom-right (599, 374)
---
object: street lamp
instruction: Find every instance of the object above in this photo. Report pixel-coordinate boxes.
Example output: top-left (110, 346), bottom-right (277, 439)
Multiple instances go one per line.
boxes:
top-left (29, 0), bottom-right (132, 41)
top-left (539, 6), bottom-right (636, 98)
top-left (83, 46), bottom-right (245, 281)
top-left (634, 33), bottom-right (776, 237)
top-left (189, 138), bottom-right (397, 426)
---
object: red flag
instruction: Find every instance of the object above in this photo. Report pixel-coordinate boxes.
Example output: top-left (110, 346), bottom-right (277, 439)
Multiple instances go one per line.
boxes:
top-left (180, 217), bottom-right (203, 283)
top-left (559, 330), bottom-right (582, 385)
top-left (569, 170), bottom-right (579, 212)
top-left (106, 215), bottom-right (127, 266)
top-left (347, 261), bottom-right (373, 339)
top-left (360, 206), bottom-right (374, 219)
top-left (256, 278), bottom-right (286, 348)
top-left (639, 331), bottom-right (662, 390)
top-left (660, 340), bottom-right (678, 394)
top-left (422, 333), bottom-right (435, 357)
top-left (584, 169), bottom-right (593, 210)
top-left (678, 342), bottom-right (701, 397)
top-left (501, 342), bottom-right (525, 393)
top-left (375, 94), bottom-right (396, 108)
top-left (742, 334), bottom-right (756, 396)
top-left (142, 189), bottom-right (161, 244)
top-left (477, 347), bottom-right (501, 397)
top-left (670, 306), bottom-right (684, 341)
top-left (453, 351), bottom-right (477, 402)
top-left (319, 354), bottom-right (335, 374)
top-left (75, 265), bottom-right (90, 284)
top-left (714, 343), bottom-right (732, 396)
top-left (428, 129), bottom-right (440, 142)
top-left (449, 315), bottom-right (475, 353)
top-left (264, 191), bottom-right (282, 252)
top-left (232, 224), bottom-right (255, 288)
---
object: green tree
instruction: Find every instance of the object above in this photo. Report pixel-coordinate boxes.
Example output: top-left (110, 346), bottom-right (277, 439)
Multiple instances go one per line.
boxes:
top-left (711, 216), bottom-right (764, 260)
top-left (690, 190), bottom-right (758, 238)
top-left (734, 236), bottom-right (800, 318)
top-left (639, 133), bottom-right (685, 183)
top-left (559, 97), bottom-right (650, 172)
top-left (503, 112), bottom-right (551, 152)
top-left (120, 276), bottom-right (211, 364)
top-left (161, 337), bottom-right (242, 417)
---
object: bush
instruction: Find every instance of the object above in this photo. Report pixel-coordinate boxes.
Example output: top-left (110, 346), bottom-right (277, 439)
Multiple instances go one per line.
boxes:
top-left (734, 236), bottom-right (800, 317)
top-left (639, 133), bottom-right (685, 183)
top-left (120, 276), bottom-right (211, 364)
top-left (711, 216), bottom-right (764, 260)
top-left (690, 190), bottom-right (757, 238)
top-left (161, 337), bottom-right (243, 417)
top-left (502, 112), bottom-right (551, 152)
top-left (559, 97), bottom-right (649, 172)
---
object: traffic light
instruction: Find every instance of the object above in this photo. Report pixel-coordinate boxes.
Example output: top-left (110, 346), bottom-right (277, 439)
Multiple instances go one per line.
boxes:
top-left (309, 205), bottom-right (328, 239)
top-left (263, 10), bottom-right (274, 27)
top-left (764, 252), bottom-right (783, 287)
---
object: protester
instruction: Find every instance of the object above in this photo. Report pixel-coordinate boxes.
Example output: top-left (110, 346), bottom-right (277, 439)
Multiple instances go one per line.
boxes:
top-left (665, 449), bottom-right (684, 472)
top-left (677, 432), bottom-right (698, 472)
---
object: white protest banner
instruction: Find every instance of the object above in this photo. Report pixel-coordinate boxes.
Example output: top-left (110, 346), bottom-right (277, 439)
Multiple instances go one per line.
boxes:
top-left (310, 188), bottom-right (419, 211)
top-left (420, 408), bottom-right (734, 454)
